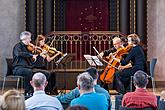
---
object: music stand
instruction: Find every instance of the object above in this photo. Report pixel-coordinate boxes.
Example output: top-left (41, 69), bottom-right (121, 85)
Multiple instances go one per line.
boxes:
top-left (84, 55), bottom-right (103, 67)
top-left (55, 53), bottom-right (73, 94)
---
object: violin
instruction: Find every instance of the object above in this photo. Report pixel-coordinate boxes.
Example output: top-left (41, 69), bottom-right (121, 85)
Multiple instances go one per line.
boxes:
top-left (27, 43), bottom-right (43, 54)
top-left (41, 44), bottom-right (63, 57)
top-left (100, 44), bottom-right (133, 84)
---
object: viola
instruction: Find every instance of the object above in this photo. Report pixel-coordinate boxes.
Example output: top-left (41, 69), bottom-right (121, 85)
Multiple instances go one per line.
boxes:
top-left (100, 44), bottom-right (133, 84)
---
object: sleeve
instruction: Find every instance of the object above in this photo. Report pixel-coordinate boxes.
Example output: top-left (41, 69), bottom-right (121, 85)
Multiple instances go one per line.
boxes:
top-left (13, 44), bottom-right (33, 58)
top-left (120, 48), bottom-right (135, 65)
top-left (56, 87), bottom-right (80, 104)
top-left (103, 47), bottom-right (116, 57)
top-left (122, 95), bottom-right (126, 107)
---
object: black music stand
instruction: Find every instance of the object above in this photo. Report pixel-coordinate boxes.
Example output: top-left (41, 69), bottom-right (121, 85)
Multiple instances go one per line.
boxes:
top-left (55, 53), bottom-right (73, 94)
top-left (84, 55), bottom-right (103, 67)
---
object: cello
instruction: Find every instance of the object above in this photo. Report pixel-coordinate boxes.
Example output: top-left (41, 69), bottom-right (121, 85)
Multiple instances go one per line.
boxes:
top-left (99, 45), bottom-right (133, 84)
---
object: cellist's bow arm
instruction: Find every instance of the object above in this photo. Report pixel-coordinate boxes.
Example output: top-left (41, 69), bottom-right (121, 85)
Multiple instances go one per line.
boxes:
top-left (98, 52), bottom-right (104, 58)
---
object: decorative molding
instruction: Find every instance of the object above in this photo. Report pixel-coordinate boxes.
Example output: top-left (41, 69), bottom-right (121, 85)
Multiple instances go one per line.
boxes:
top-left (24, 0), bottom-right (26, 30)
top-left (54, 0), bottom-right (56, 31)
top-left (41, 0), bottom-right (43, 34)
top-left (134, 0), bottom-right (136, 33)
top-left (37, 0), bottom-right (39, 35)
top-left (117, 0), bottom-right (119, 31)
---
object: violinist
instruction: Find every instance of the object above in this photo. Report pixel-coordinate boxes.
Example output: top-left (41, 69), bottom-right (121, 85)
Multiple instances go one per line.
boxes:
top-left (36, 34), bottom-right (62, 62)
top-left (12, 31), bottom-right (50, 95)
top-left (12, 31), bottom-right (38, 95)
top-left (114, 34), bottom-right (146, 94)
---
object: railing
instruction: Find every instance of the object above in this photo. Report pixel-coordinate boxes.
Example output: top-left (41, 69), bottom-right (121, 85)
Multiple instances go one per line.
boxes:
top-left (45, 31), bottom-right (126, 71)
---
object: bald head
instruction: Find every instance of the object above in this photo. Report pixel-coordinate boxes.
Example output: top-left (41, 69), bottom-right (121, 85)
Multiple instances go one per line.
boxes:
top-left (31, 72), bottom-right (47, 88)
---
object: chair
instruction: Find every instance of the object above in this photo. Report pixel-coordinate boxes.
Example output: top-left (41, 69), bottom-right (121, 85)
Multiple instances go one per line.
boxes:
top-left (158, 100), bottom-right (165, 110)
top-left (130, 58), bottom-right (157, 92)
top-left (115, 95), bottom-right (123, 110)
top-left (1, 58), bottom-right (24, 93)
top-left (149, 58), bottom-right (157, 94)
top-left (119, 106), bottom-right (153, 110)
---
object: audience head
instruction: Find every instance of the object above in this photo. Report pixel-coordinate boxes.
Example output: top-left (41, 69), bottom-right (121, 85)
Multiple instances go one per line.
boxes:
top-left (1, 89), bottom-right (25, 110)
top-left (127, 34), bottom-right (140, 45)
top-left (66, 105), bottom-right (88, 110)
top-left (77, 72), bottom-right (94, 92)
top-left (30, 72), bottom-right (48, 91)
top-left (85, 67), bottom-right (98, 80)
top-left (133, 70), bottom-right (148, 88)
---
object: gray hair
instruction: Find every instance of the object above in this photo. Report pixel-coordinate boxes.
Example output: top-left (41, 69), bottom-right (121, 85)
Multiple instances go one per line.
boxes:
top-left (77, 72), bottom-right (94, 91)
top-left (32, 72), bottom-right (47, 87)
top-left (133, 70), bottom-right (148, 88)
top-left (20, 31), bottom-right (31, 40)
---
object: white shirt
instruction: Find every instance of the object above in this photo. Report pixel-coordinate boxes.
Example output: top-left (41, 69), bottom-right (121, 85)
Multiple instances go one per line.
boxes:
top-left (25, 90), bottom-right (63, 110)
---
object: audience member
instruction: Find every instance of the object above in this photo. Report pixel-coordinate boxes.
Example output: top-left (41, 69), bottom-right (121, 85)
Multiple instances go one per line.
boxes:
top-left (66, 105), bottom-right (88, 110)
top-left (122, 70), bottom-right (157, 110)
top-left (56, 67), bottom-right (111, 109)
top-left (70, 72), bottom-right (108, 110)
top-left (25, 72), bottom-right (63, 110)
top-left (0, 89), bottom-right (25, 110)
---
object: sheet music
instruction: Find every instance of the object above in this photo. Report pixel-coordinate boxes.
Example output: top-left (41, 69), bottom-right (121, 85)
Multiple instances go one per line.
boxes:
top-left (84, 55), bottom-right (96, 66)
top-left (84, 55), bottom-right (103, 66)
top-left (91, 56), bottom-right (103, 66)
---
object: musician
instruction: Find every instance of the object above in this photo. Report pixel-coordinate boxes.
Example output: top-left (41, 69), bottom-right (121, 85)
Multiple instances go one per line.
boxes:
top-left (99, 37), bottom-right (126, 90)
top-left (33, 34), bottom-right (62, 94)
top-left (36, 34), bottom-right (62, 62)
top-left (100, 36), bottom-right (128, 62)
top-left (12, 31), bottom-right (50, 95)
top-left (114, 34), bottom-right (146, 94)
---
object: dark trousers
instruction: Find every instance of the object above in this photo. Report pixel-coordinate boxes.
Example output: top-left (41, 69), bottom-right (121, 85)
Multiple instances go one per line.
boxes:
top-left (13, 67), bottom-right (33, 93)
top-left (113, 68), bottom-right (136, 94)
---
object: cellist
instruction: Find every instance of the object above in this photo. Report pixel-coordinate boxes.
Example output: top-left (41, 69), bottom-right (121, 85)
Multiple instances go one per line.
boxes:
top-left (99, 37), bottom-right (128, 90)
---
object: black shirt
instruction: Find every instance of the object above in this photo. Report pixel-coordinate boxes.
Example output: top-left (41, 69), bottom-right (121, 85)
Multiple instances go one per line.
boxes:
top-left (12, 41), bottom-right (34, 69)
top-left (120, 45), bottom-right (145, 70)
top-left (103, 47), bottom-right (117, 57)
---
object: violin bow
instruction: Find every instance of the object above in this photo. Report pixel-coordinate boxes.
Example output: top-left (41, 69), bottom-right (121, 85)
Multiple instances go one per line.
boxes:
top-left (49, 36), bottom-right (56, 47)
top-left (93, 47), bottom-right (118, 70)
